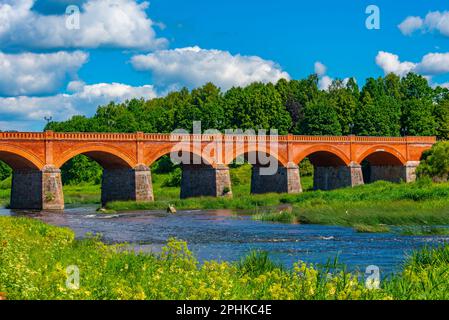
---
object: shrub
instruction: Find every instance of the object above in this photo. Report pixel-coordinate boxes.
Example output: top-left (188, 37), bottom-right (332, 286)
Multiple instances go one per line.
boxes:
top-left (416, 141), bottom-right (449, 182)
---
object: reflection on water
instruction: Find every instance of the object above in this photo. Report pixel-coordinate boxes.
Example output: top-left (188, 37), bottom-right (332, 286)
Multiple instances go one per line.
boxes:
top-left (2, 206), bottom-right (449, 276)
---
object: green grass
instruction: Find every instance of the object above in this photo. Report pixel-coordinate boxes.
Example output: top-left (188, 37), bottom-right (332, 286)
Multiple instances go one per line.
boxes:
top-left (108, 178), bottom-right (449, 231)
top-left (353, 224), bottom-right (390, 233)
top-left (399, 226), bottom-right (449, 236)
top-left (3, 216), bottom-right (449, 300)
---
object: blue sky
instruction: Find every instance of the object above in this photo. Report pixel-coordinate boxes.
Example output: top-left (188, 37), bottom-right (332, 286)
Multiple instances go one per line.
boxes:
top-left (1, 0), bottom-right (449, 131)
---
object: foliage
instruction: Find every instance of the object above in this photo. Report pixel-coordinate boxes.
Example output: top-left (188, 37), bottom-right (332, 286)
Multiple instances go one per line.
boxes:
top-left (61, 155), bottom-right (102, 185)
top-left (162, 167), bottom-right (182, 187)
top-left (416, 141), bottom-right (449, 181)
top-left (301, 96), bottom-right (342, 135)
top-left (4, 216), bottom-right (449, 299)
top-left (0, 161), bottom-right (11, 181)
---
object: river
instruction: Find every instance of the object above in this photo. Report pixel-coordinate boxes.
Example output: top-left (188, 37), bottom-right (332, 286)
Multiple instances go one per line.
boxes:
top-left (1, 205), bottom-right (448, 276)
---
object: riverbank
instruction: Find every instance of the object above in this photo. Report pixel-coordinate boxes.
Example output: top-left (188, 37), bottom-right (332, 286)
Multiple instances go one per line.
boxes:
top-left (106, 179), bottom-right (449, 232)
top-left (3, 171), bottom-right (449, 232)
top-left (1, 216), bottom-right (449, 300)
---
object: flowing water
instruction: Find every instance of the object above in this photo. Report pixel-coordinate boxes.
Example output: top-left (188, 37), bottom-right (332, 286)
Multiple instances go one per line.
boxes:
top-left (2, 205), bottom-right (449, 276)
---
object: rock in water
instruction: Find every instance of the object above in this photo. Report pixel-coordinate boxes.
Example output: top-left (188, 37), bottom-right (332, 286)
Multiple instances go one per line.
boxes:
top-left (167, 205), bottom-right (176, 214)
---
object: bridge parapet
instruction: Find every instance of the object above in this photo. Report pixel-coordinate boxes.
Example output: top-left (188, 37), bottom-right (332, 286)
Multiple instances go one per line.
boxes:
top-left (0, 131), bottom-right (437, 144)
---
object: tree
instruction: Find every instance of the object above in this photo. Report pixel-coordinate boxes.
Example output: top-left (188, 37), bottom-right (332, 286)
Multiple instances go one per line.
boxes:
top-left (402, 98), bottom-right (436, 136)
top-left (301, 96), bottom-right (341, 135)
top-left (0, 161), bottom-right (11, 181)
top-left (328, 78), bottom-right (358, 135)
top-left (275, 75), bottom-right (320, 133)
top-left (61, 155), bottom-right (102, 185)
top-left (416, 141), bottom-right (449, 181)
top-left (224, 82), bottom-right (292, 134)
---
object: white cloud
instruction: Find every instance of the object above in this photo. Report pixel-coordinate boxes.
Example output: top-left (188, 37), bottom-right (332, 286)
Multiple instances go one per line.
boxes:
top-left (0, 50), bottom-right (88, 96)
top-left (0, 82), bottom-right (158, 131)
top-left (131, 46), bottom-right (290, 90)
top-left (0, 0), bottom-right (167, 50)
top-left (314, 61), bottom-right (327, 77)
top-left (312, 61), bottom-right (351, 91)
top-left (318, 75), bottom-right (333, 91)
top-left (416, 52), bottom-right (449, 75)
top-left (398, 16), bottom-right (423, 36)
top-left (398, 11), bottom-right (449, 37)
top-left (376, 51), bottom-right (449, 77)
top-left (375, 51), bottom-right (416, 77)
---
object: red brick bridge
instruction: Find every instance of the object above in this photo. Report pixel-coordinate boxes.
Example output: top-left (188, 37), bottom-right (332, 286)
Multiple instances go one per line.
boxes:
top-left (0, 131), bottom-right (436, 210)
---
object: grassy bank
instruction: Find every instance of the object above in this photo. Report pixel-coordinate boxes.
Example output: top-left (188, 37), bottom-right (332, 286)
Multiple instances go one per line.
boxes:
top-left (4, 169), bottom-right (449, 232)
top-left (2, 216), bottom-right (449, 300)
top-left (0, 182), bottom-right (102, 207)
top-left (107, 179), bottom-right (449, 231)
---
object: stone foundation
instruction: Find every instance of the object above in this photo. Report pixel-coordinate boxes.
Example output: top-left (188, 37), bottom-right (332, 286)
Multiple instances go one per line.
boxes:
top-left (314, 163), bottom-right (363, 191)
top-left (180, 164), bottom-right (232, 199)
top-left (42, 165), bottom-right (64, 210)
top-left (10, 165), bottom-right (64, 210)
top-left (404, 161), bottom-right (419, 183)
top-left (101, 165), bottom-right (153, 205)
top-left (251, 163), bottom-right (302, 194)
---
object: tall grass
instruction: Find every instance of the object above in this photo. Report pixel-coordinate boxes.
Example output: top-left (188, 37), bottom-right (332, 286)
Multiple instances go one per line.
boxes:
top-left (2, 216), bottom-right (449, 300)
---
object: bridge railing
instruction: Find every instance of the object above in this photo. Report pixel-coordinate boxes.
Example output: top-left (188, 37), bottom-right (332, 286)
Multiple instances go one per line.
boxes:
top-left (0, 131), bottom-right (437, 144)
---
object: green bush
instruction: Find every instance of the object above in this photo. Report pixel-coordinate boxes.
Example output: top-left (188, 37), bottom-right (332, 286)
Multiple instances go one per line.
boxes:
top-left (162, 167), bottom-right (182, 187)
top-left (416, 141), bottom-right (449, 181)
top-left (299, 158), bottom-right (314, 177)
top-left (0, 160), bottom-right (11, 181)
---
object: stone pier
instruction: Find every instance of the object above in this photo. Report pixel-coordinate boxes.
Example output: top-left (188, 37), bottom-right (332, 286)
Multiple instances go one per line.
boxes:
top-left (10, 165), bottom-right (64, 210)
top-left (404, 161), bottom-right (419, 183)
top-left (251, 162), bottom-right (302, 194)
top-left (180, 164), bottom-right (232, 198)
top-left (314, 162), bottom-right (364, 191)
top-left (101, 164), bottom-right (153, 206)
top-left (364, 161), bottom-right (419, 184)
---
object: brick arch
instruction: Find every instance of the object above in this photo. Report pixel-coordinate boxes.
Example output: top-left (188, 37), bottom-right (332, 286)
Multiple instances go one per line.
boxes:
top-left (145, 144), bottom-right (216, 167)
top-left (294, 145), bottom-right (351, 166)
top-left (356, 145), bottom-right (407, 165)
top-left (0, 144), bottom-right (44, 170)
top-left (225, 145), bottom-right (289, 167)
top-left (55, 143), bottom-right (137, 169)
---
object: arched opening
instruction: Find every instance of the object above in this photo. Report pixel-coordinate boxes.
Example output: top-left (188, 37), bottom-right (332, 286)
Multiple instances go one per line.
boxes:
top-left (0, 150), bottom-right (43, 209)
top-left (59, 150), bottom-right (142, 206)
top-left (297, 150), bottom-right (356, 191)
top-left (149, 152), bottom-right (229, 199)
top-left (230, 151), bottom-right (299, 194)
top-left (360, 151), bottom-right (405, 184)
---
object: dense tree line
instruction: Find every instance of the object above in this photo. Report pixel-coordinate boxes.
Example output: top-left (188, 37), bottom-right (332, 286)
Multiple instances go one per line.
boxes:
top-left (1, 72), bottom-right (449, 184)
top-left (43, 72), bottom-right (449, 138)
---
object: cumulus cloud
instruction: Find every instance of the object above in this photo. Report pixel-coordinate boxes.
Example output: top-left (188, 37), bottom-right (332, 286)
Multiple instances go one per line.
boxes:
top-left (376, 51), bottom-right (449, 77)
top-left (398, 16), bottom-right (423, 36)
top-left (375, 51), bottom-right (416, 77)
top-left (0, 82), bottom-right (158, 131)
top-left (314, 61), bottom-right (327, 77)
top-left (398, 11), bottom-right (449, 37)
top-left (318, 75), bottom-right (333, 91)
top-left (0, 50), bottom-right (88, 96)
top-left (131, 46), bottom-right (290, 90)
top-left (312, 61), bottom-right (351, 91)
top-left (0, 0), bottom-right (167, 50)
top-left (416, 52), bottom-right (449, 75)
